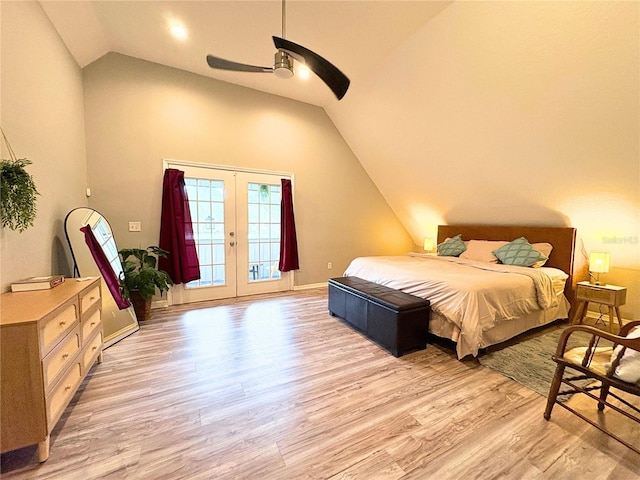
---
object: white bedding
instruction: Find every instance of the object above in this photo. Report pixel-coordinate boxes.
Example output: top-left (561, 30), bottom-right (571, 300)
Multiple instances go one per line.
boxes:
top-left (344, 253), bottom-right (569, 358)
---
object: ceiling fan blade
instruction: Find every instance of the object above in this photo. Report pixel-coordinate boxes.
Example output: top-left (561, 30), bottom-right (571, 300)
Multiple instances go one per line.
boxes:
top-left (206, 55), bottom-right (273, 73)
top-left (272, 36), bottom-right (350, 100)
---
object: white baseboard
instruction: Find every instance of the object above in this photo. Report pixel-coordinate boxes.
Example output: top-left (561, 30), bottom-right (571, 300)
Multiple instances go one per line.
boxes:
top-left (154, 284), bottom-right (325, 306)
top-left (293, 282), bottom-right (328, 291)
top-left (151, 298), bottom-right (169, 309)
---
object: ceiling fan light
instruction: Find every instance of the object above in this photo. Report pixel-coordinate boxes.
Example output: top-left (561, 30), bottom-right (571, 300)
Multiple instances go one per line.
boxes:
top-left (297, 65), bottom-right (311, 80)
top-left (273, 50), bottom-right (294, 79)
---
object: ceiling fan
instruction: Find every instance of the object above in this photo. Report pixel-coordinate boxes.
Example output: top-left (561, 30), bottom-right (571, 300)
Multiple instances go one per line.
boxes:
top-left (206, 0), bottom-right (350, 100)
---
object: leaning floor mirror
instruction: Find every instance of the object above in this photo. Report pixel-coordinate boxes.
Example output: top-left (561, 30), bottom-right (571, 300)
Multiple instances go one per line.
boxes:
top-left (65, 207), bottom-right (139, 347)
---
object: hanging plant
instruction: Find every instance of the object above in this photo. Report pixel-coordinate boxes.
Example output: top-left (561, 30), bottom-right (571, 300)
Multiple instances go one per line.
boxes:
top-left (1, 129), bottom-right (39, 232)
top-left (259, 184), bottom-right (270, 200)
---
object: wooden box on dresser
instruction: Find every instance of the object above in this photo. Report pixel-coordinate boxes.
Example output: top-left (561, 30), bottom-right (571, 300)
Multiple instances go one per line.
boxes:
top-left (0, 277), bottom-right (103, 462)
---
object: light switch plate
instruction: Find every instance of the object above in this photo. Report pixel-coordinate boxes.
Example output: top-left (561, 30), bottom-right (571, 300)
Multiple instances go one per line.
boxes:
top-left (128, 222), bottom-right (141, 232)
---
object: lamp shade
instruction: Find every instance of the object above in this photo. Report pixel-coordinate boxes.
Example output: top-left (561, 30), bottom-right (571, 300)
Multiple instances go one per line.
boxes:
top-left (589, 252), bottom-right (610, 273)
top-left (423, 237), bottom-right (435, 252)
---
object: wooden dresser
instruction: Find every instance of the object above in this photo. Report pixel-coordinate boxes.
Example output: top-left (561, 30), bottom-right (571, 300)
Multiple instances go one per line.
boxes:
top-left (0, 277), bottom-right (103, 462)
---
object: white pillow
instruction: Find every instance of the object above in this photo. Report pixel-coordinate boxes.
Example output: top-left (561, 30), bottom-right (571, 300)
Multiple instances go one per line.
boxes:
top-left (609, 326), bottom-right (640, 384)
top-left (459, 240), bottom-right (508, 263)
top-left (531, 243), bottom-right (553, 268)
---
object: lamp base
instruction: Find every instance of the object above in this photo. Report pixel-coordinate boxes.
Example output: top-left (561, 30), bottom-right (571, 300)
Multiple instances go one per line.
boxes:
top-left (589, 272), bottom-right (605, 286)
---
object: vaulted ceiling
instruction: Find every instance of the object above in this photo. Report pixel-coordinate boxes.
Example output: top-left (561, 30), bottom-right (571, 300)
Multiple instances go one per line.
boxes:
top-left (41, 1), bottom-right (639, 253)
top-left (41, 1), bottom-right (451, 107)
top-left (41, 0), bottom-right (454, 242)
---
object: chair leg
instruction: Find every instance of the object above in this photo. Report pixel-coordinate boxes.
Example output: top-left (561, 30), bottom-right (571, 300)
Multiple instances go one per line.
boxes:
top-left (598, 382), bottom-right (610, 411)
top-left (544, 364), bottom-right (565, 420)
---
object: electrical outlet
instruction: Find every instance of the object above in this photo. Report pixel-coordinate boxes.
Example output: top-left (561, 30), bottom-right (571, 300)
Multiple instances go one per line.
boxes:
top-left (327, 262), bottom-right (332, 269)
top-left (128, 221), bottom-right (141, 232)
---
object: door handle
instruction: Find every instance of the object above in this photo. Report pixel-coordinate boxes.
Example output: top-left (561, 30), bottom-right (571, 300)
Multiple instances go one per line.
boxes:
top-left (230, 241), bottom-right (235, 247)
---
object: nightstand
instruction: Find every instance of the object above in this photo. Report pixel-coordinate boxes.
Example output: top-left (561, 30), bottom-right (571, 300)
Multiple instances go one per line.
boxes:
top-left (571, 281), bottom-right (626, 333)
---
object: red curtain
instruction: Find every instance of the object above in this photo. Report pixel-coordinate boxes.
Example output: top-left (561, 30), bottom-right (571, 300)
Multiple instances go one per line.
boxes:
top-left (158, 168), bottom-right (201, 284)
top-left (80, 225), bottom-right (130, 310)
top-left (278, 178), bottom-right (299, 272)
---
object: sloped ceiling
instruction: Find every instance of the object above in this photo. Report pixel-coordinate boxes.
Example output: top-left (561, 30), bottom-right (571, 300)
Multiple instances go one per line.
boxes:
top-left (329, 2), bottom-right (639, 251)
top-left (42, 1), bottom-right (639, 257)
top-left (41, 1), bottom-right (452, 107)
top-left (41, 0), bottom-right (453, 241)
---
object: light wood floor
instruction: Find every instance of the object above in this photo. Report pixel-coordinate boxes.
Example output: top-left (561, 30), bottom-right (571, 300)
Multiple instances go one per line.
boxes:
top-left (2, 288), bottom-right (638, 479)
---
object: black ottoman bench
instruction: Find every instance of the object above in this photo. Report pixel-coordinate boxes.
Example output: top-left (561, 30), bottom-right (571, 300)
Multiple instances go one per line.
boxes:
top-left (328, 277), bottom-right (430, 357)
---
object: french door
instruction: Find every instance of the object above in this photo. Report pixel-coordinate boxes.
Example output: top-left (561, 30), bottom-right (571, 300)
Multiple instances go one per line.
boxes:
top-left (167, 163), bottom-right (292, 304)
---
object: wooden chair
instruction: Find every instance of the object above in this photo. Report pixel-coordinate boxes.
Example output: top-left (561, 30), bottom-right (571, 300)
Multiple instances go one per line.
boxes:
top-left (544, 320), bottom-right (640, 454)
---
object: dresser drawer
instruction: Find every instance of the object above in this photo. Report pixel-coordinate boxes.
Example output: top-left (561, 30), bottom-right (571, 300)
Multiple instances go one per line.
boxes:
top-left (576, 284), bottom-right (626, 306)
top-left (40, 301), bottom-right (79, 356)
top-left (46, 362), bottom-right (82, 430)
top-left (82, 331), bottom-right (103, 374)
top-left (42, 326), bottom-right (81, 392)
top-left (81, 309), bottom-right (102, 344)
top-left (80, 284), bottom-right (101, 316)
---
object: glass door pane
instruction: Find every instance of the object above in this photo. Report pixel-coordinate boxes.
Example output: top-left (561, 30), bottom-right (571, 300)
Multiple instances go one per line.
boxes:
top-left (247, 182), bottom-right (281, 282)
top-left (185, 178), bottom-right (226, 288)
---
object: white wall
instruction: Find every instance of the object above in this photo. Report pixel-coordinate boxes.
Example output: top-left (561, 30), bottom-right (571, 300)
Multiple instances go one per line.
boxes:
top-left (82, 53), bottom-right (414, 286)
top-left (0, 1), bottom-right (88, 290)
top-left (329, 1), bottom-right (639, 318)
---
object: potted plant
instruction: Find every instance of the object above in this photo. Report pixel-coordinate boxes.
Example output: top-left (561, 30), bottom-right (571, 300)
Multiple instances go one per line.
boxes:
top-left (1, 129), bottom-right (39, 232)
top-left (119, 246), bottom-right (173, 321)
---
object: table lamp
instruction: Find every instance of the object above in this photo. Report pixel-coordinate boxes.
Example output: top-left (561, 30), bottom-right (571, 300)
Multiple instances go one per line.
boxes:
top-left (589, 252), bottom-right (610, 285)
top-left (423, 237), bottom-right (435, 254)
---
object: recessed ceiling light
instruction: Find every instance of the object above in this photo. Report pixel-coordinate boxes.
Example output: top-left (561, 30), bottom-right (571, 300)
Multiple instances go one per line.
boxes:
top-left (169, 22), bottom-right (187, 40)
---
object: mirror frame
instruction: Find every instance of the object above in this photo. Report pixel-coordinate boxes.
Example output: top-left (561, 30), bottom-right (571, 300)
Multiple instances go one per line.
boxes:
top-left (65, 207), bottom-right (139, 347)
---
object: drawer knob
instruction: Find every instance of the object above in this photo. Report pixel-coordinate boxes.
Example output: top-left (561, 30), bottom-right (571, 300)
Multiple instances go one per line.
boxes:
top-left (64, 385), bottom-right (72, 391)
top-left (92, 346), bottom-right (98, 351)
top-left (59, 321), bottom-right (66, 327)
top-left (62, 353), bottom-right (69, 359)
top-left (91, 322), bottom-right (96, 326)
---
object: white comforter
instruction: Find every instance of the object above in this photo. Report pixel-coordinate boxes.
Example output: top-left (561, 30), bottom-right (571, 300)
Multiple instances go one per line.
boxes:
top-left (344, 253), bottom-right (566, 358)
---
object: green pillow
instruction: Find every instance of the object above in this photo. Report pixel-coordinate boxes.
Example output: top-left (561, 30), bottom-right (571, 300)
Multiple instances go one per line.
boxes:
top-left (437, 234), bottom-right (467, 257)
top-left (493, 237), bottom-right (547, 267)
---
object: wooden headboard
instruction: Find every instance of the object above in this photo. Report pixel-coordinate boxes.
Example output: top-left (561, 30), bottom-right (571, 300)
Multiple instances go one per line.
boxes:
top-left (437, 225), bottom-right (589, 308)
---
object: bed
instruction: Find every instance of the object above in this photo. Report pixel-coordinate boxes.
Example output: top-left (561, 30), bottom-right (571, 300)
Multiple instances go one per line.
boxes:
top-left (343, 225), bottom-right (589, 358)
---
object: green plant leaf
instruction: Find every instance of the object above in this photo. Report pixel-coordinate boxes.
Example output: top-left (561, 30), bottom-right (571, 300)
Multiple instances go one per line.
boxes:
top-left (118, 245), bottom-right (174, 300)
top-left (1, 158), bottom-right (39, 232)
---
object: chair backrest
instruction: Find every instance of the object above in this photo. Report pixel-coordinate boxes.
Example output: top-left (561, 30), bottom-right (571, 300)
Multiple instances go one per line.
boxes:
top-left (556, 321), bottom-right (640, 395)
top-left (606, 321), bottom-right (640, 386)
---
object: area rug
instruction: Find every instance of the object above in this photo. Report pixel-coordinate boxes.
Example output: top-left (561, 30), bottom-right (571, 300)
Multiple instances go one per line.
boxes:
top-left (479, 322), bottom-right (594, 397)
